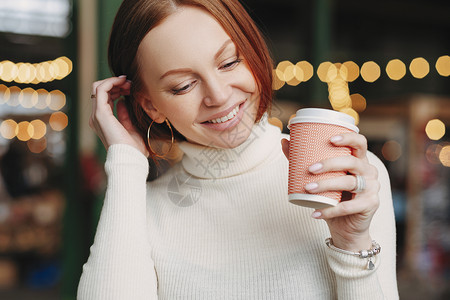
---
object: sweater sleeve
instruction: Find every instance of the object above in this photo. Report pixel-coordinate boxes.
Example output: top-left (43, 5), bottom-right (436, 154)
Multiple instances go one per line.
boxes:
top-left (325, 151), bottom-right (399, 300)
top-left (77, 144), bottom-right (158, 300)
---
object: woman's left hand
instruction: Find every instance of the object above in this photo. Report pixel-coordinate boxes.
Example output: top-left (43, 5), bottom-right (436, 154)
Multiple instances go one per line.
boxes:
top-left (281, 133), bottom-right (380, 252)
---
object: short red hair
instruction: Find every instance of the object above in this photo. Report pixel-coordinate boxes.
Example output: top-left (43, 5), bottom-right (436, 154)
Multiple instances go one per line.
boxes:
top-left (108, 0), bottom-right (273, 154)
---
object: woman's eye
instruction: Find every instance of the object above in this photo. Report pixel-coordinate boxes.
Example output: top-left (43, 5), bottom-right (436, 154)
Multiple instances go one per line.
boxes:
top-left (171, 81), bottom-right (196, 95)
top-left (220, 58), bottom-right (242, 70)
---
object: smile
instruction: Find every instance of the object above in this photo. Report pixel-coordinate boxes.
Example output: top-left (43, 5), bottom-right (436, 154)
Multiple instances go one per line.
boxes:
top-left (207, 105), bottom-right (240, 124)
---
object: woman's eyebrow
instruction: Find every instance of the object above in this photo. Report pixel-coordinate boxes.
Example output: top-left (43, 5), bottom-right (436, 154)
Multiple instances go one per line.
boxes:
top-left (214, 39), bottom-right (234, 61)
top-left (159, 39), bottom-right (234, 80)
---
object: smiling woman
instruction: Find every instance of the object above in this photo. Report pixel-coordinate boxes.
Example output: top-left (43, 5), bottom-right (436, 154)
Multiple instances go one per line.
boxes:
top-left (79, 0), bottom-right (399, 299)
top-left (107, 0), bottom-right (273, 156)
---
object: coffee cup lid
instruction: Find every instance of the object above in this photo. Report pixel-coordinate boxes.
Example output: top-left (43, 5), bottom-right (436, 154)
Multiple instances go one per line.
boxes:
top-left (288, 108), bottom-right (359, 132)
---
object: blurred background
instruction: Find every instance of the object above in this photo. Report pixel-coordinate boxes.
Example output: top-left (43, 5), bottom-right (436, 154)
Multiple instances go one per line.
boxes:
top-left (0, 0), bottom-right (448, 299)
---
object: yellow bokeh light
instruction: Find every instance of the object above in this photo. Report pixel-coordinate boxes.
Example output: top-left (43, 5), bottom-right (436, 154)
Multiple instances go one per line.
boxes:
top-left (30, 119), bottom-right (47, 139)
top-left (0, 61), bottom-right (18, 82)
top-left (276, 61), bottom-right (293, 79)
top-left (350, 93), bottom-right (367, 112)
top-left (360, 61), bottom-right (381, 83)
top-left (342, 61), bottom-right (360, 82)
top-left (0, 84), bottom-right (8, 104)
top-left (17, 121), bottom-right (34, 142)
top-left (382, 140), bottom-right (402, 162)
top-left (49, 112), bottom-right (69, 131)
top-left (285, 65), bottom-right (303, 86)
top-left (48, 90), bottom-right (66, 111)
top-left (317, 62), bottom-right (334, 82)
top-left (0, 119), bottom-right (18, 139)
top-left (435, 55), bottom-right (450, 77)
top-left (409, 57), bottom-right (429, 79)
top-left (272, 69), bottom-right (285, 90)
top-left (296, 61), bottom-right (314, 82)
top-left (7, 86), bottom-right (21, 107)
top-left (425, 119), bottom-right (446, 140)
top-left (339, 107), bottom-right (359, 125)
top-left (35, 89), bottom-right (49, 109)
top-left (386, 59), bottom-right (406, 80)
top-left (19, 88), bottom-right (39, 108)
top-left (439, 145), bottom-right (450, 167)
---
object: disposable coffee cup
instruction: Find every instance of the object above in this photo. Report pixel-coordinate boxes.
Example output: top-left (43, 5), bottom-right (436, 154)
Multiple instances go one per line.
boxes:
top-left (288, 108), bottom-right (359, 209)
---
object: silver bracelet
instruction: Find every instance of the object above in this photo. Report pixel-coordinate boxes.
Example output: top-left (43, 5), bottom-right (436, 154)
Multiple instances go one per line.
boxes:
top-left (325, 238), bottom-right (381, 270)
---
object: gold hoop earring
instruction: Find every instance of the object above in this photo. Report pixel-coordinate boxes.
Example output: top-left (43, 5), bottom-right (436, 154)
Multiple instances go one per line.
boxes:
top-left (147, 119), bottom-right (174, 158)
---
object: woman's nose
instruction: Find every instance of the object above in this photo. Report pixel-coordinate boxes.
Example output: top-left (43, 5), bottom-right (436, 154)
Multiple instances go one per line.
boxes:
top-left (202, 75), bottom-right (232, 107)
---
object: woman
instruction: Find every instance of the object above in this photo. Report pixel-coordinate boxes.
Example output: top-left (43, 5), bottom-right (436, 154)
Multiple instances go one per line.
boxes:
top-left (78, 0), bottom-right (398, 299)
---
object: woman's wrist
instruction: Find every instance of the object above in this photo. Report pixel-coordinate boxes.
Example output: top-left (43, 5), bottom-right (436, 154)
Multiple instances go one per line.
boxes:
top-left (329, 232), bottom-right (372, 252)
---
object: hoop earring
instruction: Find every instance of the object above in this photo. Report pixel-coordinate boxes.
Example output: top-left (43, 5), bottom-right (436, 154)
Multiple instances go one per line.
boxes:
top-left (147, 119), bottom-right (174, 158)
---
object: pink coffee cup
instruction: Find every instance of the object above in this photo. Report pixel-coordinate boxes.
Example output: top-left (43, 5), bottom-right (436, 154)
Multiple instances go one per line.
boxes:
top-left (288, 108), bottom-right (359, 209)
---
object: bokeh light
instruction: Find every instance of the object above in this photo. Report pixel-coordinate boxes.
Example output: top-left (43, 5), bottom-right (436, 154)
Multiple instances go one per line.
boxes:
top-left (296, 61), bottom-right (314, 82)
top-left (425, 119), bottom-right (446, 140)
top-left (435, 55), bottom-right (450, 77)
top-left (48, 90), bottom-right (66, 111)
top-left (426, 144), bottom-right (443, 165)
top-left (27, 138), bottom-right (47, 154)
top-left (0, 119), bottom-right (18, 139)
top-left (272, 69), bottom-right (285, 90)
top-left (410, 57), bottom-right (430, 79)
top-left (439, 145), bottom-right (450, 167)
top-left (317, 61), bottom-right (334, 82)
top-left (49, 112), bottom-right (69, 131)
top-left (386, 59), bottom-right (406, 80)
top-left (16, 121), bottom-right (34, 142)
top-left (30, 120), bottom-right (47, 140)
top-left (350, 93), bottom-right (367, 112)
top-left (360, 61), bottom-right (381, 82)
top-left (342, 61), bottom-right (360, 82)
top-left (382, 140), bottom-right (402, 161)
top-left (0, 57), bottom-right (73, 84)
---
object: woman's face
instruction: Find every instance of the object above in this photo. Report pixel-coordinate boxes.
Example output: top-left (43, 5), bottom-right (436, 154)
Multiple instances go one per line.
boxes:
top-left (137, 6), bottom-right (259, 149)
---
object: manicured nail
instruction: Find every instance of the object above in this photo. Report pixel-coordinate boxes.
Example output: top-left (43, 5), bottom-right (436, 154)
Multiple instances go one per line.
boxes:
top-left (330, 135), bottom-right (343, 143)
top-left (119, 75), bottom-right (126, 78)
top-left (305, 182), bottom-right (319, 191)
top-left (309, 163), bottom-right (323, 173)
top-left (311, 211), bottom-right (322, 218)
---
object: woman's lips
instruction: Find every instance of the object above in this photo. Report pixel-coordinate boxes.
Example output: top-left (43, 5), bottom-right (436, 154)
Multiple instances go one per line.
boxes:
top-left (200, 101), bottom-right (245, 131)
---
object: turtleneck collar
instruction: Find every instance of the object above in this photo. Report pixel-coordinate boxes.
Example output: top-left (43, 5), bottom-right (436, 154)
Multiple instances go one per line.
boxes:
top-left (178, 114), bottom-right (282, 179)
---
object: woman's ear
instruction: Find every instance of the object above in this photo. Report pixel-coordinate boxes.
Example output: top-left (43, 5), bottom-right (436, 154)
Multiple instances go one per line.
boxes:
top-left (138, 95), bottom-right (166, 123)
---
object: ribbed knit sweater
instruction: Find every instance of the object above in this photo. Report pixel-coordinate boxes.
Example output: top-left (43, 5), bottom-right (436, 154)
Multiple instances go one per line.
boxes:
top-left (77, 118), bottom-right (399, 299)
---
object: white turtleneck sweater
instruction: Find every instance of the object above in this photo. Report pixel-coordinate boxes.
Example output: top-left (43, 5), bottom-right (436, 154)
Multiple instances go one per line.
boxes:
top-left (77, 118), bottom-right (398, 299)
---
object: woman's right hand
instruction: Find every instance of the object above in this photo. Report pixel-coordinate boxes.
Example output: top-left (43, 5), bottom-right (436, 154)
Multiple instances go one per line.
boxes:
top-left (90, 76), bottom-right (149, 157)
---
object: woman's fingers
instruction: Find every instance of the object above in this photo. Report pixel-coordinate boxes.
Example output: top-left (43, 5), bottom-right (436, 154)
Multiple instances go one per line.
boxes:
top-left (330, 132), bottom-right (368, 159)
top-left (281, 138), bottom-right (289, 160)
top-left (305, 175), bottom-right (379, 194)
top-left (315, 193), bottom-right (380, 220)
top-left (309, 155), bottom-right (378, 178)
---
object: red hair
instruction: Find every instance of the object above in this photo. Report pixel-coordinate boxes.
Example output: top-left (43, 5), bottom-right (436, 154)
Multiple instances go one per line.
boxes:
top-left (108, 0), bottom-right (273, 155)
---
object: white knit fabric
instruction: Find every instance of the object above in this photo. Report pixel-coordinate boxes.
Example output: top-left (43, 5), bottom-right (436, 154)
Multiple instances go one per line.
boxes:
top-left (78, 118), bottom-right (399, 299)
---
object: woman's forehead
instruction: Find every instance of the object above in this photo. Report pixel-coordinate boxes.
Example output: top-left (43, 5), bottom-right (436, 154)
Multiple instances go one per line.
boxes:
top-left (137, 6), bottom-right (233, 74)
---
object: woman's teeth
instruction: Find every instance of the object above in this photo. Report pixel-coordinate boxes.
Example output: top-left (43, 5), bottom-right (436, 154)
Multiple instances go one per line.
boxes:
top-left (208, 105), bottom-right (239, 124)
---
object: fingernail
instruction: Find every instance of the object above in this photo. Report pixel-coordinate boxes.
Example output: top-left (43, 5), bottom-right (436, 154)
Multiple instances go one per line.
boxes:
top-left (330, 135), bottom-right (343, 143)
top-left (119, 75), bottom-right (126, 78)
top-left (311, 211), bottom-right (322, 219)
top-left (305, 182), bottom-right (318, 191)
top-left (309, 163), bottom-right (323, 173)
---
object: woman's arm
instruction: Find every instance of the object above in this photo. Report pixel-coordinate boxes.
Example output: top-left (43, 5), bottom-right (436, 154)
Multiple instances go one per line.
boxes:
top-left (77, 144), bottom-right (158, 299)
top-left (324, 152), bottom-right (398, 299)
top-left (78, 77), bottom-right (158, 299)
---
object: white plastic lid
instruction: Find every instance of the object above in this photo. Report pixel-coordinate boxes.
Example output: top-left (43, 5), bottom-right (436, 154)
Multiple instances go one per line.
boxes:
top-left (288, 108), bottom-right (359, 133)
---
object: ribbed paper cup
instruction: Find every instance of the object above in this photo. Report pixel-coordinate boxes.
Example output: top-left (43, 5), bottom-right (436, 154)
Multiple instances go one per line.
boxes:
top-left (288, 108), bottom-right (359, 209)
